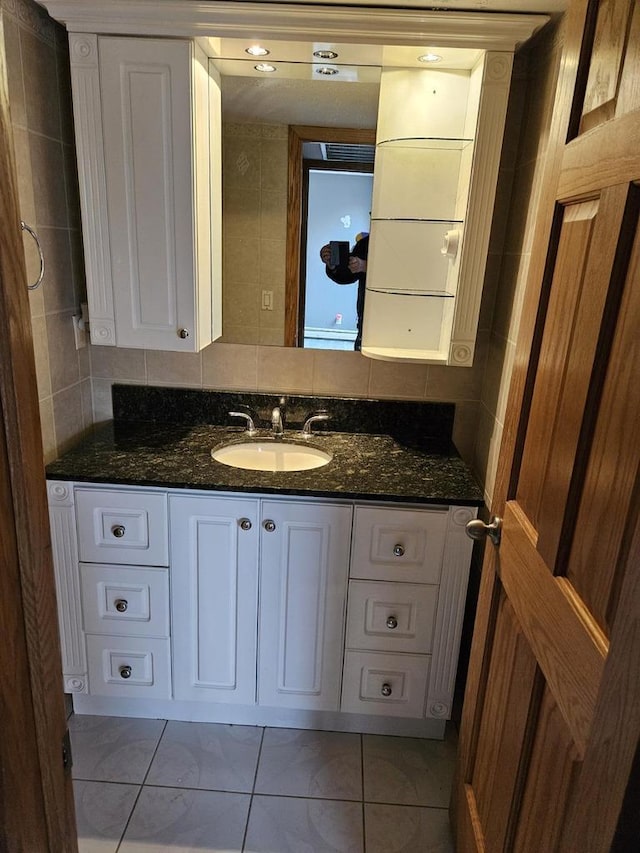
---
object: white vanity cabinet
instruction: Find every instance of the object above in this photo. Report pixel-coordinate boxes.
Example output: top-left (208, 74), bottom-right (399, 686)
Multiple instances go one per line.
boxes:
top-left (48, 481), bottom-right (476, 736)
top-left (68, 34), bottom-right (221, 351)
top-left (50, 485), bottom-right (173, 700)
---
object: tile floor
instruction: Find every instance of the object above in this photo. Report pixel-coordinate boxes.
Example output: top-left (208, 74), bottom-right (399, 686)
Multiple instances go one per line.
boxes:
top-left (70, 714), bottom-right (457, 853)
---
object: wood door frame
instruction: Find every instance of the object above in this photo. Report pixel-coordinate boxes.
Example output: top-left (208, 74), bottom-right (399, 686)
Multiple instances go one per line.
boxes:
top-left (284, 124), bottom-right (376, 346)
top-left (297, 156), bottom-right (374, 346)
top-left (0, 26), bottom-right (78, 853)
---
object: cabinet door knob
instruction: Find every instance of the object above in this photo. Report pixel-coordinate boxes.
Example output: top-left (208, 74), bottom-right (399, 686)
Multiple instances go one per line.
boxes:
top-left (381, 683), bottom-right (393, 697)
top-left (239, 518), bottom-right (252, 531)
top-left (386, 615), bottom-right (398, 630)
top-left (111, 524), bottom-right (126, 538)
top-left (119, 665), bottom-right (132, 679)
top-left (178, 328), bottom-right (189, 339)
top-left (393, 543), bottom-right (405, 557)
top-left (115, 599), bottom-right (128, 613)
top-left (263, 520), bottom-right (276, 532)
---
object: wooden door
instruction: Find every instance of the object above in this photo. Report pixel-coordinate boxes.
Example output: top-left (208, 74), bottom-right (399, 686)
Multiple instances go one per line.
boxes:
top-left (0, 34), bottom-right (78, 853)
top-left (258, 500), bottom-right (352, 711)
top-left (453, 2), bottom-right (640, 851)
top-left (170, 494), bottom-right (259, 705)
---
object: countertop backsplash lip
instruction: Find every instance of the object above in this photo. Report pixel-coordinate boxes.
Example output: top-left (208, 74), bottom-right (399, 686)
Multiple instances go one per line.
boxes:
top-left (110, 384), bottom-right (456, 448)
top-left (45, 385), bottom-right (483, 507)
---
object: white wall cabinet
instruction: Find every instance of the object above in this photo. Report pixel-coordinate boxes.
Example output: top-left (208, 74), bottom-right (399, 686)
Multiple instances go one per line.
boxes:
top-left (69, 34), bottom-right (221, 350)
top-left (48, 481), bottom-right (476, 736)
top-left (362, 56), bottom-right (513, 366)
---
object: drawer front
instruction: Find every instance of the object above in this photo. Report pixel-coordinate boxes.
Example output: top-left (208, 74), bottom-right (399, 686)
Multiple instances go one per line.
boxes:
top-left (86, 634), bottom-right (171, 698)
top-left (80, 563), bottom-right (169, 637)
top-left (341, 650), bottom-right (429, 718)
top-left (350, 506), bottom-right (447, 584)
top-left (346, 581), bottom-right (438, 654)
top-left (76, 488), bottom-right (168, 566)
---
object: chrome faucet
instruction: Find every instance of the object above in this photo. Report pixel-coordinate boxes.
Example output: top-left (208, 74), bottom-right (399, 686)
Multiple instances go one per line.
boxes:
top-left (302, 412), bottom-right (330, 437)
top-left (229, 411), bottom-right (257, 436)
top-left (271, 400), bottom-right (285, 436)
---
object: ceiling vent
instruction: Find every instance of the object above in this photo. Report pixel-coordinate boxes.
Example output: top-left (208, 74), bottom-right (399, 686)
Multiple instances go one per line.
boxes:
top-left (322, 142), bottom-right (375, 163)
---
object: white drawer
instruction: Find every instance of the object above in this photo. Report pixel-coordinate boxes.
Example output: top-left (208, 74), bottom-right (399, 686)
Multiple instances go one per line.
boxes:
top-left (346, 581), bottom-right (438, 654)
top-left (80, 563), bottom-right (169, 637)
top-left (76, 488), bottom-right (168, 566)
top-left (341, 650), bottom-right (429, 718)
top-left (350, 505), bottom-right (447, 584)
top-left (86, 634), bottom-right (171, 699)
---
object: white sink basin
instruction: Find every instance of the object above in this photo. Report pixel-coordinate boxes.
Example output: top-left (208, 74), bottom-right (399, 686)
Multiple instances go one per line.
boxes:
top-left (211, 441), bottom-right (332, 472)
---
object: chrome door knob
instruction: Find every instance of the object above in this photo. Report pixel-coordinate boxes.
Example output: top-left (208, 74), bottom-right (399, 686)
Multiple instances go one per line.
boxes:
top-left (239, 518), bottom-right (252, 531)
top-left (263, 520), bottom-right (276, 532)
top-left (115, 599), bottom-right (128, 612)
top-left (386, 615), bottom-right (398, 630)
top-left (119, 665), bottom-right (132, 679)
top-left (465, 516), bottom-right (502, 546)
top-left (381, 683), bottom-right (393, 697)
top-left (178, 328), bottom-right (189, 339)
top-left (111, 524), bottom-right (126, 538)
top-left (393, 544), bottom-right (405, 557)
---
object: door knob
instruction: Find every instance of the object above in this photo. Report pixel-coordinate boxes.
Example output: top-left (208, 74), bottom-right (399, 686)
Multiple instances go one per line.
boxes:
top-left (393, 544), bottom-right (405, 557)
top-left (381, 683), bottom-right (393, 697)
top-left (111, 524), bottom-right (126, 538)
top-left (239, 518), bottom-right (252, 531)
top-left (465, 516), bottom-right (502, 546)
top-left (386, 615), bottom-right (398, 630)
top-left (263, 520), bottom-right (276, 532)
top-left (119, 665), bottom-right (132, 679)
top-left (114, 599), bottom-right (128, 612)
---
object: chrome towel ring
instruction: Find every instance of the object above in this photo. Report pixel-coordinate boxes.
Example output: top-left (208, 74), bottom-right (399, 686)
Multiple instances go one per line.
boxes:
top-left (20, 220), bottom-right (45, 290)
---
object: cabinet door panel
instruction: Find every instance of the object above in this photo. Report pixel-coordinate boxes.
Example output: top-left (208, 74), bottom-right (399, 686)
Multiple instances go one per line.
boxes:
top-left (170, 495), bottom-right (258, 704)
top-left (99, 37), bottom-right (196, 350)
top-left (259, 501), bottom-right (352, 711)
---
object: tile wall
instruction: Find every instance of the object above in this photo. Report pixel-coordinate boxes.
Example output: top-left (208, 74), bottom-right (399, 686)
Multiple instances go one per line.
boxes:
top-left (2, 0), bottom-right (90, 463)
top-left (221, 121), bottom-right (288, 346)
top-left (3, 0), bottom-right (562, 500)
top-left (473, 18), bottom-right (565, 505)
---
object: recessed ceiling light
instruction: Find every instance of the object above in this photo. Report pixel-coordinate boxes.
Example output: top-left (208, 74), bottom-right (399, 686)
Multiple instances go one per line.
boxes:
top-left (316, 66), bottom-right (339, 76)
top-left (313, 49), bottom-right (338, 60)
top-left (246, 45), bottom-right (269, 57)
top-left (254, 63), bottom-right (277, 73)
top-left (418, 53), bottom-right (442, 63)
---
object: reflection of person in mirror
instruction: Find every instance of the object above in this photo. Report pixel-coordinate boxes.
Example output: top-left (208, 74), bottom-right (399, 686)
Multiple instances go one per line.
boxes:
top-left (319, 233), bottom-right (369, 351)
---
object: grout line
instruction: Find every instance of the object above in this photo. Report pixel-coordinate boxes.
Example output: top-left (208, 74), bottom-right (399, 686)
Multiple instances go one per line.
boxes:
top-left (240, 726), bottom-right (266, 852)
top-left (113, 719), bottom-right (168, 853)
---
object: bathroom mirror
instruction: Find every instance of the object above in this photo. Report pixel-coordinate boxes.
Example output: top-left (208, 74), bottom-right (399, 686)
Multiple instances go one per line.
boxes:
top-left (220, 72), bottom-right (379, 349)
top-left (215, 42), bottom-right (485, 352)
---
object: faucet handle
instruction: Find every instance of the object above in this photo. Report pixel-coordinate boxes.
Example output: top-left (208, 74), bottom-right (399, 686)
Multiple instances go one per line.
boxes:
top-left (229, 411), bottom-right (258, 436)
top-left (302, 411), bottom-right (330, 436)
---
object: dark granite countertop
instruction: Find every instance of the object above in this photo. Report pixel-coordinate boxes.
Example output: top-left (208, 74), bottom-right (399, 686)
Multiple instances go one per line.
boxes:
top-left (45, 420), bottom-right (483, 507)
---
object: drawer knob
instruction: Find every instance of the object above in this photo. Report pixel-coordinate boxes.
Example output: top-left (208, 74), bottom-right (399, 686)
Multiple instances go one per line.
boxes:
top-left (381, 682), bottom-right (393, 697)
top-left (386, 615), bottom-right (398, 630)
top-left (111, 525), bottom-right (126, 538)
top-left (393, 544), bottom-right (405, 557)
top-left (263, 520), bottom-right (276, 532)
top-left (239, 518), bottom-right (252, 531)
top-left (115, 599), bottom-right (128, 613)
top-left (119, 665), bottom-right (132, 679)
